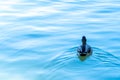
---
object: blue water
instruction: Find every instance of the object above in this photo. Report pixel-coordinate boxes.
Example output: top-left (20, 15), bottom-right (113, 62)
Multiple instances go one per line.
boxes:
top-left (0, 0), bottom-right (120, 80)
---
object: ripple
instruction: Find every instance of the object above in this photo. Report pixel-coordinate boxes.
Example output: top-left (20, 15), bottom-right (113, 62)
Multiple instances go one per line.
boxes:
top-left (42, 47), bottom-right (120, 80)
top-left (0, 0), bottom-right (120, 80)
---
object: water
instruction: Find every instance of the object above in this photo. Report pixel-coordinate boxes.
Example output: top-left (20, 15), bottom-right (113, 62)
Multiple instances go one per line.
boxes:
top-left (0, 0), bottom-right (120, 80)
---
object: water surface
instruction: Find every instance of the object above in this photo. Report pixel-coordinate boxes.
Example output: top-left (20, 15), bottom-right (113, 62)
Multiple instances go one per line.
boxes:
top-left (0, 0), bottom-right (120, 80)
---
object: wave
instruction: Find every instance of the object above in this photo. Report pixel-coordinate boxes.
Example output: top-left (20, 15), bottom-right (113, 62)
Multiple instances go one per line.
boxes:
top-left (42, 46), bottom-right (120, 80)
